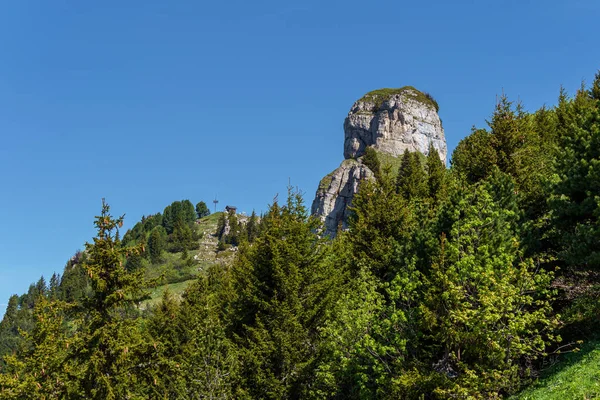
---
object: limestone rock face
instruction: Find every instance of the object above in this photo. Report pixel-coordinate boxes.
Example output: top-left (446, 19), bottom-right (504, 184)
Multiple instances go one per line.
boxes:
top-left (312, 86), bottom-right (447, 237)
top-left (344, 87), bottom-right (446, 162)
top-left (311, 159), bottom-right (374, 237)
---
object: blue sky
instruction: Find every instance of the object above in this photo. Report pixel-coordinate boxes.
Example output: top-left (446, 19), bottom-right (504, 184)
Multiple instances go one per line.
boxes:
top-left (1, 0), bottom-right (599, 309)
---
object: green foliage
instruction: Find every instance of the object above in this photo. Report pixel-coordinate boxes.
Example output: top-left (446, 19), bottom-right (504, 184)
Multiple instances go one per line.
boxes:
top-left (513, 339), bottom-right (600, 399)
top-left (147, 226), bottom-right (167, 263)
top-left (0, 298), bottom-right (79, 399)
top-left (549, 74), bottom-right (600, 270)
top-left (426, 145), bottom-right (447, 204)
top-left (451, 127), bottom-right (497, 182)
top-left (75, 200), bottom-right (150, 399)
top-left (419, 175), bottom-right (558, 397)
top-left (230, 188), bottom-right (338, 398)
top-left (169, 222), bottom-right (198, 252)
top-left (396, 149), bottom-right (428, 202)
top-left (195, 201), bottom-right (210, 218)
top-left (162, 200), bottom-right (196, 234)
top-left (359, 86), bottom-right (440, 112)
top-left (361, 146), bottom-right (381, 179)
top-left (246, 210), bottom-right (259, 243)
top-left (4, 74), bottom-right (600, 398)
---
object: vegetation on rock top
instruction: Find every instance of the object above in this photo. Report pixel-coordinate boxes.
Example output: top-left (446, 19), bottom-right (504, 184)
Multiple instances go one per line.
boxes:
top-left (358, 86), bottom-right (440, 112)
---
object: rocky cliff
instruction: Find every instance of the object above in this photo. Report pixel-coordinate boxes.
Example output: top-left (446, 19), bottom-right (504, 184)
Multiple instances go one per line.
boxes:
top-left (312, 86), bottom-right (446, 237)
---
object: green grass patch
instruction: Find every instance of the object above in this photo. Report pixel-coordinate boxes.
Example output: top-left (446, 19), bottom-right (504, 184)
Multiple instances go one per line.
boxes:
top-left (359, 86), bottom-right (439, 112)
top-left (513, 339), bottom-right (600, 399)
top-left (142, 279), bottom-right (195, 308)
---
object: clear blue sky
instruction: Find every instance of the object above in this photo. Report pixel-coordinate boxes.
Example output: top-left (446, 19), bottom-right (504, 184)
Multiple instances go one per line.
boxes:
top-left (1, 0), bottom-right (599, 310)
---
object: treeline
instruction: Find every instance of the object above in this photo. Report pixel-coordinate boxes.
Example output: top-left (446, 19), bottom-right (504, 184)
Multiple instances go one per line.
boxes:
top-left (1, 73), bottom-right (599, 398)
top-left (216, 209), bottom-right (260, 249)
top-left (0, 199), bottom-right (211, 372)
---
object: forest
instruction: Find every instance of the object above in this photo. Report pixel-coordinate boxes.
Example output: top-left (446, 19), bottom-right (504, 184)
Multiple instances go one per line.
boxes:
top-left (0, 72), bottom-right (599, 399)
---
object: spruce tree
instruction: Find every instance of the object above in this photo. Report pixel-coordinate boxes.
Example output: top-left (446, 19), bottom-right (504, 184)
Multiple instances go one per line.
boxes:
top-left (361, 146), bottom-right (381, 180)
top-left (396, 150), bottom-right (427, 201)
top-left (419, 172), bottom-right (558, 397)
top-left (75, 200), bottom-right (149, 399)
top-left (195, 201), bottom-right (210, 218)
top-left (550, 73), bottom-right (600, 269)
top-left (426, 145), bottom-right (447, 204)
top-left (451, 127), bottom-right (497, 183)
top-left (0, 298), bottom-right (79, 399)
top-left (230, 189), bottom-right (337, 398)
top-left (147, 226), bottom-right (167, 263)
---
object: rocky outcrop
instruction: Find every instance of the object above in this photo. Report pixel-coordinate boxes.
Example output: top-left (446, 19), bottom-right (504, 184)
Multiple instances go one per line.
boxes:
top-left (344, 87), bottom-right (446, 161)
top-left (311, 159), bottom-right (374, 235)
top-left (312, 86), bottom-right (446, 237)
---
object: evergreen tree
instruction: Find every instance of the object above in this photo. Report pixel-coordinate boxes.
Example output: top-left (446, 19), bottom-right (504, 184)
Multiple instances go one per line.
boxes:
top-left (195, 201), bottom-right (210, 218)
top-left (451, 127), bottom-right (497, 183)
top-left (396, 150), bottom-right (427, 201)
top-left (0, 295), bottom-right (23, 366)
top-left (177, 276), bottom-right (240, 398)
top-left (48, 273), bottom-right (61, 300)
top-left (145, 290), bottom-right (185, 398)
top-left (181, 200), bottom-right (197, 224)
top-left (417, 173), bottom-right (558, 397)
top-left (170, 222), bottom-right (196, 252)
top-left (75, 200), bottom-right (150, 399)
top-left (550, 73), bottom-right (600, 269)
top-left (230, 189), bottom-right (337, 398)
top-left (147, 226), bottom-right (167, 263)
top-left (327, 168), bottom-right (422, 396)
top-left (426, 145), bottom-right (447, 204)
top-left (246, 210), bottom-right (259, 243)
top-left (0, 298), bottom-right (79, 399)
top-left (361, 146), bottom-right (381, 180)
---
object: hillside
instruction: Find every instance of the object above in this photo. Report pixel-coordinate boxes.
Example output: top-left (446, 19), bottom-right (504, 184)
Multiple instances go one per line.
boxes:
top-left (514, 339), bottom-right (600, 399)
top-left (142, 211), bottom-right (236, 308)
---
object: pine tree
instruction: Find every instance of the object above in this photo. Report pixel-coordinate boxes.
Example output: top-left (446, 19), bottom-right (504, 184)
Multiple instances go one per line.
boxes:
top-left (195, 201), bottom-right (211, 218)
top-left (48, 273), bottom-right (61, 300)
top-left (419, 173), bottom-right (558, 397)
top-left (147, 226), bottom-right (167, 263)
top-left (361, 146), bottom-right (381, 180)
top-left (396, 150), bottom-right (427, 201)
top-left (170, 222), bottom-right (196, 252)
top-left (246, 210), bottom-right (259, 243)
top-left (0, 298), bottom-right (79, 399)
top-left (230, 189), bottom-right (337, 398)
top-left (181, 200), bottom-right (197, 224)
top-left (451, 127), bottom-right (497, 183)
top-left (426, 145), bottom-right (447, 204)
top-left (75, 199), bottom-right (150, 399)
top-left (550, 73), bottom-right (600, 269)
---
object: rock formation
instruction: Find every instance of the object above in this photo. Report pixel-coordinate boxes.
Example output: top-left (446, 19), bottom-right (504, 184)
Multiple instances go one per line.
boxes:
top-left (312, 86), bottom-right (447, 237)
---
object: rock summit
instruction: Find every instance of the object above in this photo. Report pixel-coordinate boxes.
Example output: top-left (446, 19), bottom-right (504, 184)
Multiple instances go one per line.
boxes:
top-left (311, 86), bottom-right (447, 237)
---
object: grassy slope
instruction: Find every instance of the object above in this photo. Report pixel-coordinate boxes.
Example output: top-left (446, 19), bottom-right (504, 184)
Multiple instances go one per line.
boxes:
top-left (513, 339), bottom-right (600, 399)
top-left (140, 211), bottom-right (236, 308)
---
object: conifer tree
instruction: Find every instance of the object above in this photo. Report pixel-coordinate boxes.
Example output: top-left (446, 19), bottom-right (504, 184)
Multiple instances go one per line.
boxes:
top-left (230, 189), bottom-right (337, 398)
top-left (361, 146), bottom-right (381, 180)
top-left (396, 150), bottom-right (427, 201)
top-left (246, 210), bottom-right (259, 243)
top-left (419, 172), bottom-right (558, 397)
top-left (426, 145), bottom-right (447, 204)
top-left (451, 127), bottom-right (497, 183)
top-left (195, 201), bottom-right (210, 218)
top-left (0, 298), bottom-right (79, 399)
top-left (75, 199), bottom-right (149, 399)
top-left (550, 73), bottom-right (600, 269)
top-left (147, 226), bottom-right (167, 263)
